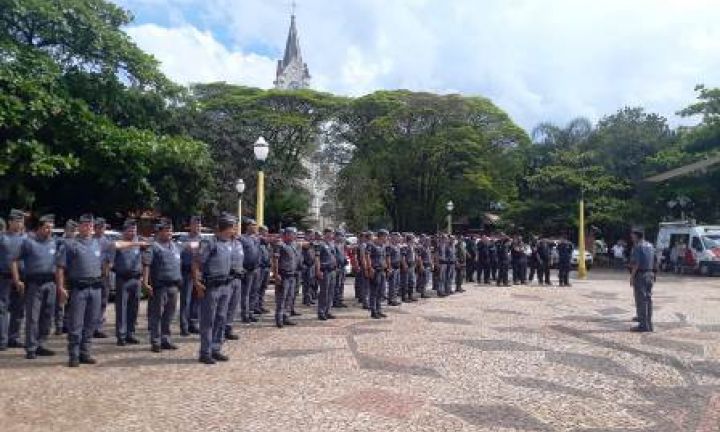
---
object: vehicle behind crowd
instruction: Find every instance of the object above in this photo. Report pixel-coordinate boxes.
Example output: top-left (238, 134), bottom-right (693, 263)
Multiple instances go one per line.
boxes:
top-left (655, 220), bottom-right (720, 276)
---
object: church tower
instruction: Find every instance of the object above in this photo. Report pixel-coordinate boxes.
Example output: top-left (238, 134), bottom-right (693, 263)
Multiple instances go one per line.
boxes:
top-left (274, 13), bottom-right (311, 90)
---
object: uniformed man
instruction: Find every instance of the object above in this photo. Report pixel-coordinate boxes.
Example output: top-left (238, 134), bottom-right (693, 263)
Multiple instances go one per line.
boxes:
top-left (629, 229), bottom-right (656, 332)
top-left (466, 235), bottom-right (477, 283)
top-left (12, 214), bottom-right (57, 358)
top-left (143, 219), bottom-right (182, 353)
top-left (272, 227), bottom-right (300, 328)
top-left (194, 214), bottom-right (235, 364)
top-left (92, 217), bottom-right (113, 338)
top-left (455, 234), bottom-right (467, 293)
top-left (365, 230), bottom-right (388, 319)
top-left (528, 236), bottom-right (539, 283)
top-left (301, 229), bottom-right (317, 306)
top-left (557, 235), bottom-right (573, 287)
top-left (417, 235), bottom-right (432, 299)
top-left (0, 209), bottom-right (26, 350)
top-left (333, 231), bottom-right (349, 308)
top-left (224, 224), bottom-right (244, 341)
top-left (496, 235), bottom-right (511, 287)
top-left (315, 228), bottom-right (337, 321)
top-left (435, 235), bottom-right (447, 297)
top-left (112, 219), bottom-right (144, 346)
top-left (354, 232), bottom-right (370, 308)
top-left (536, 238), bottom-right (552, 285)
top-left (511, 235), bottom-right (528, 285)
top-left (386, 233), bottom-right (402, 306)
top-left (444, 235), bottom-right (457, 295)
top-left (488, 237), bottom-right (498, 282)
top-left (253, 226), bottom-right (271, 316)
top-left (240, 219), bottom-right (260, 323)
top-left (400, 234), bottom-right (418, 302)
top-left (54, 219), bottom-right (77, 335)
top-left (178, 216), bottom-right (202, 336)
top-left (289, 234), bottom-right (303, 317)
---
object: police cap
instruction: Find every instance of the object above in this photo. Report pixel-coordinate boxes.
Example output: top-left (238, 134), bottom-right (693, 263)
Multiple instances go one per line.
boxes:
top-left (8, 209), bottom-right (25, 221)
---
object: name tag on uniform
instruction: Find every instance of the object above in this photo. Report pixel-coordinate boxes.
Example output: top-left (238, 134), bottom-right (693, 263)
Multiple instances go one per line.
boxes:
top-left (174, 253), bottom-right (181, 260)
top-left (133, 250), bottom-right (139, 255)
top-left (49, 249), bottom-right (56, 255)
top-left (94, 250), bottom-right (101, 257)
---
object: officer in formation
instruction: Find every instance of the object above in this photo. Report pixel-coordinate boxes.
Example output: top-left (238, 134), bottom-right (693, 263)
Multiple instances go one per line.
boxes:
top-left (272, 227), bottom-right (300, 328)
top-left (301, 229), bottom-right (317, 306)
top-left (113, 219), bottom-right (143, 346)
top-left (239, 219), bottom-right (260, 323)
top-left (315, 228), bottom-right (338, 321)
top-left (511, 235), bottom-right (528, 285)
top-left (496, 235), bottom-right (511, 286)
top-left (354, 232), bottom-right (370, 308)
top-left (54, 219), bottom-right (77, 335)
top-left (556, 234), bottom-right (573, 287)
top-left (455, 234), bottom-right (467, 293)
top-left (465, 236), bottom-right (477, 283)
top-left (444, 235), bottom-right (457, 296)
top-left (629, 229), bottom-right (656, 332)
top-left (364, 230), bottom-right (389, 319)
top-left (476, 236), bottom-right (491, 284)
top-left (399, 234), bottom-right (418, 303)
top-left (417, 235), bottom-right (432, 299)
top-left (93, 217), bottom-right (113, 339)
top-left (333, 231), bottom-right (349, 309)
top-left (535, 239), bottom-right (552, 285)
top-left (223, 222), bottom-right (244, 341)
top-left (385, 233), bottom-right (402, 306)
top-left (254, 226), bottom-right (271, 316)
top-left (178, 216), bottom-right (202, 336)
top-left (0, 209), bottom-right (26, 350)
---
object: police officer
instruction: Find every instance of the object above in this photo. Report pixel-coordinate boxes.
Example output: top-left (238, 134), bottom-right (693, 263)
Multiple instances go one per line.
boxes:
top-left (143, 219), bottom-right (181, 353)
top-left (557, 235), bottom-right (573, 287)
top-left (476, 235), bottom-right (488, 285)
top-left (417, 235), bottom-right (432, 299)
top-left (511, 235), bottom-right (528, 285)
top-left (400, 234), bottom-right (418, 302)
top-left (55, 219), bottom-right (77, 335)
top-left (301, 229), bottom-right (317, 306)
top-left (194, 214), bottom-right (235, 364)
top-left (630, 229), bottom-right (656, 332)
top-left (365, 230), bottom-right (388, 319)
top-left (333, 231), bottom-right (349, 308)
top-left (253, 226), bottom-right (271, 316)
top-left (93, 217), bottom-right (113, 339)
top-left (488, 237), bottom-right (498, 282)
top-left (315, 228), bottom-right (337, 321)
top-left (536, 238), bottom-right (552, 285)
top-left (354, 232), bottom-right (370, 308)
top-left (455, 234), bottom-right (467, 293)
top-left (466, 235), bottom-right (477, 283)
top-left (12, 214), bottom-right (57, 358)
top-left (240, 219), bottom-right (260, 323)
top-left (273, 227), bottom-right (300, 328)
top-left (112, 219), bottom-right (144, 346)
top-left (224, 223), bottom-right (244, 341)
top-left (444, 235), bottom-right (457, 295)
top-left (435, 235), bottom-right (447, 297)
top-left (386, 233), bottom-right (402, 306)
top-left (0, 209), bottom-right (26, 350)
top-left (178, 216), bottom-right (202, 336)
top-left (496, 235), bottom-right (511, 287)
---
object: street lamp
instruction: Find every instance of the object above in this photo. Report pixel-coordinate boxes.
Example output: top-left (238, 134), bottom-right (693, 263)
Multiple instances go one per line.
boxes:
top-left (254, 137), bottom-right (270, 226)
top-left (446, 200), bottom-right (454, 234)
top-left (235, 178), bottom-right (245, 224)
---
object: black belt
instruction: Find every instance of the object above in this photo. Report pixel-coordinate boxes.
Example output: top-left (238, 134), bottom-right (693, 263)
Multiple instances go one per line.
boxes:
top-left (70, 278), bottom-right (102, 290)
top-left (154, 279), bottom-right (181, 288)
top-left (280, 271), bottom-right (297, 277)
top-left (0, 272), bottom-right (12, 280)
top-left (117, 272), bottom-right (142, 279)
top-left (391, 264), bottom-right (400, 269)
top-left (25, 274), bottom-right (55, 284)
top-left (321, 266), bottom-right (336, 272)
top-left (637, 269), bottom-right (654, 273)
top-left (204, 276), bottom-right (231, 288)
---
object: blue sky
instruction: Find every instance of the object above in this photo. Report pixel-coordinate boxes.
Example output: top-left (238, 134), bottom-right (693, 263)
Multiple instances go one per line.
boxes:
top-left (113, 0), bottom-right (720, 132)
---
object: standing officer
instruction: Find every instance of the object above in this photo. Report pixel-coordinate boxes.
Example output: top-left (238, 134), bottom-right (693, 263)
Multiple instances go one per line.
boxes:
top-left (1, 209), bottom-right (26, 350)
top-left (92, 217), bottom-right (112, 339)
top-left (301, 229), bottom-right (317, 306)
top-left (112, 219), bottom-right (144, 346)
top-left (496, 235), bottom-right (511, 287)
top-left (435, 235), bottom-right (448, 297)
top-left (253, 226), bottom-right (271, 316)
top-left (444, 235), bottom-right (457, 295)
top-left (194, 214), bottom-right (235, 364)
top-left (333, 231), bottom-right (349, 309)
top-left (224, 224), bottom-right (244, 341)
top-left (476, 235), bottom-right (489, 285)
top-left (55, 219), bottom-right (77, 335)
top-left (528, 236), bottom-right (539, 284)
top-left (536, 238), bottom-right (552, 285)
top-left (143, 219), bottom-right (181, 353)
top-left (466, 235), bottom-right (477, 282)
top-left (488, 237), bottom-right (498, 282)
top-left (630, 229), bottom-right (656, 332)
top-left (240, 219), bottom-right (260, 323)
top-left (272, 227), bottom-right (300, 328)
top-left (385, 233), bottom-right (402, 306)
top-left (455, 234), bottom-right (467, 293)
top-left (12, 214), bottom-right (57, 358)
top-left (365, 230), bottom-right (388, 319)
top-left (178, 216), bottom-right (202, 336)
top-left (315, 228), bottom-right (337, 321)
top-left (354, 232), bottom-right (369, 309)
top-left (400, 234), bottom-right (418, 302)
top-left (512, 235), bottom-right (528, 285)
top-left (417, 235), bottom-right (432, 299)
top-left (557, 235), bottom-right (573, 287)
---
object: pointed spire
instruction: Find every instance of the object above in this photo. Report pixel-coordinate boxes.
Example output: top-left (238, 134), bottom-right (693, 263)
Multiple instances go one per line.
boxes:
top-left (281, 13), bottom-right (301, 68)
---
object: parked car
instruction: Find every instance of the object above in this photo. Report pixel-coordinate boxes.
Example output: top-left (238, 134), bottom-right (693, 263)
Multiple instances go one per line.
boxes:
top-left (571, 247), bottom-right (593, 269)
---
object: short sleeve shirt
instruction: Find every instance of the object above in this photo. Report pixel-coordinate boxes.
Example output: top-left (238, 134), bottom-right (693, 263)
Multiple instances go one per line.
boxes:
top-left (18, 236), bottom-right (56, 276)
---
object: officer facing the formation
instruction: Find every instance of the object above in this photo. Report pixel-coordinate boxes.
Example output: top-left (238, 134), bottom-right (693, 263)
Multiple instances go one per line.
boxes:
top-left (315, 228), bottom-right (337, 321)
top-left (0, 209), bottom-right (26, 350)
top-left (444, 235), bottom-right (457, 295)
top-left (630, 229), bottom-right (656, 332)
top-left (364, 230), bottom-right (388, 319)
top-left (193, 214), bottom-right (236, 364)
top-left (488, 236), bottom-right (498, 282)
top-left (11, 214), bottom-right (57, 359)
top-left (511, 235), bottom-right (527, 285)
top-left (272, 227), bottom-right (300, 328)
top-left (54, 219), bottom-right (77, 335)
top-left (455, 234), bottom-right (467, 293)
top-left (143, 219), bottom-right (181, 353)
top-left (333, 231), bottom-right (348, 308)
top-left (239, 219), bottom-right (260, 324)
top-left (112, 219), bottom-right (143, 346)
top-left (301, 229), bottom-right (317, 306)
top-left (556, 235), bottom-right (573, 287)
top-left (535, 238), bottom-right (552, 285)
top-left (496, 235), bottom-right (511, 287)
top-left (400, 234), bottom-right (418, 302)
top-left (178, 216), bottom-right (203, 336)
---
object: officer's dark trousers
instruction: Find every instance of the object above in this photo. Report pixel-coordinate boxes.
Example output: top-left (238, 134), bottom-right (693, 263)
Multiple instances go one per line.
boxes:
top-left (466, 260), bottom-right (475, 282)
top-left (8, 282), bottom-right (25, 343)
top-left (54, 300), bottom-right (66, 333)
top-left (387, 268), bottom-right (400, 302)
top-left (148, 284), bottom-right (178, 347)
top-left (240, 269), bottom-right (256, 320)
top-left (67, 284), bottom-right (101, 360)
top-left (290, 275), bottom-right (301, 313)
top-left (354, 271), bottom-right (368, 306)
top-left (558, 264), bottom-right (570, 286)
top-left (497, 263), bottom-right (509, 286)
top-left (96, 273), bottom-right (111, 333)
top-left (275, 274), bottom-right (295, 323)
top-left (180, 269), bottom-right (198, 333)
top-left (540, 262), bottom-right (551, 284)
top-left (368, 271), bottom-right (385, 315)
top-left (302, 267), bottom-right (315, 305)
top-left (199, 283), bottom-right (230, 357)
top-left (114, 276), bottom-right (140, 341)
top-left (400, 269), bottom-right (416, 300)
top-left (0, 278), bottom-right (12, 347)
top-left (528, 263), bottom-right (537, 282)
top-left (490, 261), bottom-right (498, 281)
top-left (432, 267), bottom-right (440, 292)
top-left (444, 264), bottom-right (456, 294)
top-left (25, 280), bottom-right (56, 353)
top-left (418, 268), bottom-right (431, 297)
top-left (633, 272), bottom-right (654, 331)
top-left (517, 260), bottom-right (528, 284)
top-left (334, 269), bottom-right (346, 306)
top-left (224, 277), bottom-right (242, 334)
top-left (317, 270), bottom-right (335, 318)
top-left (252, 267), bottom-right (270, 312)
top-left (436, 264), bottom-right (447, 295)
top-left (455, 266), bottom-right (465, 291)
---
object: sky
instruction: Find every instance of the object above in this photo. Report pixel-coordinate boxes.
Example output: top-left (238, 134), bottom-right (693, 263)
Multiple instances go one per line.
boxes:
top-left (113, 0), bottom-right (720, 132)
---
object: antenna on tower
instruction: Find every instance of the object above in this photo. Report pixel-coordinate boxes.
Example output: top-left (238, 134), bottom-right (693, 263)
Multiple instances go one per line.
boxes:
top-left (290, 0), bottom-right (297, 16)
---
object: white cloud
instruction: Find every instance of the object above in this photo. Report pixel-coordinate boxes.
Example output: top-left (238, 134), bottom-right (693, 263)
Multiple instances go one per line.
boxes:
top-left (117, 0), bottom-right (720, 131)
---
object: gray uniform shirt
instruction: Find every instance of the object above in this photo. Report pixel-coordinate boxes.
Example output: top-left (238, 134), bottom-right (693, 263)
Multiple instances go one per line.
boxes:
top-left (367, 243), bottom-right (387, 270)
top-left (199, 236), bottom-right (232, 278)
top-left (401, 244), bottom-right (417, 266)
top-left (0, 232), bottom-right (25, 274)
top-left (275, 241), bottom-right (299, 275)
top-left (387, 244), bottom-right (402, 268)
top-left (56, 236), bottom-right (105, 280)
top-left (241, 235), bottom-right (260, 271)
top-left (230, 238), bottom-right (245, 275)
top-left (144, 240), bottom-right (182, 283)
top-left (316, 241), bottom-right (337, 271)
top-left (18, 236), bottom-right (56, 276)
top-left (113, 240), bottom-right (143, 277)
top-left (631, 240), bottom-right (655, 271)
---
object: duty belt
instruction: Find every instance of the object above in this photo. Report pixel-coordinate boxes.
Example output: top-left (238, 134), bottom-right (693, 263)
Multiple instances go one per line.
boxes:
top-left (25, 273), bottom-right (55, 284)
top-left (321, 265), bottom-right (336, 272)
top-left (154, 279), bottom-right (182, 288)
top-left (69, 277), bottom-right (102, 290)
top-left (117, 271), bottom-right (142, 279)
top-left (204, 275), bottom-right (231, 288)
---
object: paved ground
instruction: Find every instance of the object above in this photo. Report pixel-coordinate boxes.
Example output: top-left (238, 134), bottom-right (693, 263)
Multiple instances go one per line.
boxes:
top-left (1, 270), bottom-right (719, 432)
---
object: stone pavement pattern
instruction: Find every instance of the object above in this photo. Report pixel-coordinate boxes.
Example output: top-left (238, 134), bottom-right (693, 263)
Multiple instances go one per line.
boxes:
top-left (1, 271), bottom-right (719, 432)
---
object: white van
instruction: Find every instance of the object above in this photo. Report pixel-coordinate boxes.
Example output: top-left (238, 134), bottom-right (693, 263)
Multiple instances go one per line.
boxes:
top-left (655, 221), bottom-right (720, 276)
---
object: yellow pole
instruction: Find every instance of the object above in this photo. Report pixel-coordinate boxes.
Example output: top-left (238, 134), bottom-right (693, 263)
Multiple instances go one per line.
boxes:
top-left (577, 197), bottom-right (588, 279)
top-left (447, 214), bottom-right (452, 235)
top-left (256, 170), bottom-right (264, 226)
top-left (237, 197), bottom-right (242, 224)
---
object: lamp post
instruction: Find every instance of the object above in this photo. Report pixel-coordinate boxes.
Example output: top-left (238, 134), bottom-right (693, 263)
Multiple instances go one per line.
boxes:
top-left (254, 137), bottom-right (269, 226)
top-left (577, 192), bottom-right (588, 279)
top-left (235, 178), bottom-right (245, 224)
top-left (446, 200), bottom-right (454, 235)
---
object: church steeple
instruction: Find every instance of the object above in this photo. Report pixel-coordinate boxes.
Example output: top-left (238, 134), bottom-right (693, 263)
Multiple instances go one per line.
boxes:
top-left (274, 11), bottom-right (311, 90)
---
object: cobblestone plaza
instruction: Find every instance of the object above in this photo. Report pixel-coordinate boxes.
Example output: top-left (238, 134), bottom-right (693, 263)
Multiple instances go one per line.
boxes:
top-left (1, 271), bottom-right (718, 432)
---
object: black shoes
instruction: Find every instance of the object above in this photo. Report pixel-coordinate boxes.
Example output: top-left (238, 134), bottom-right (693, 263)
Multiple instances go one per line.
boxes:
top-left (388, 301), bottom-right (401, 306)
top-left (93, 330), bottom-right (108, 339)
top-left (36, 347), bottom-right (55, 356)
top-left (151, 345), bottom-right (162, 353)
top-left (180, 329), bottom-right (191, 337)
top-left (161, 341), bottom-right (179, 350)
top-left (7, 340), bottom-right (22, 349)
top-left (283, 319), bottom-right (297, 326)
top-left (630, 326), bottom-right (651, 333)
top-left (188, 325), bottom-right (200, 334)
top-left (318, 315), bottom-right (327, 321)
top-left (326, 313), bottom-right (337, 320)
top-left (199, 355), bottom-right (216, 365)
top-left (334, 303), bottom-right (349, 308)
top-left (211, 352), bottom-right (229, 362)
top-left (126, 335), bottom-right (141, 345)
top-left (225, 331), bottom-right (240, 341)
top-left (371, 313), bottom-right (381, 319)
top-left (290, 311), bottom-right (302, 317)
top-left (26, 352), bottom-right (37, 360)
top-left (378, 312), bottom-right (388, 318)
top-left (79, 355), bottom-right (97, 364)
top-left (116, 339), bottom-right (127, 347)
top-left (68, 358), bottom-right (80, 367)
